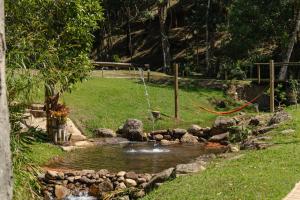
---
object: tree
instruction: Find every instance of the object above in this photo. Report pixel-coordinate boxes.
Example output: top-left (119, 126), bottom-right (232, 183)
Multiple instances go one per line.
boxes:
top-left (279, 4), bottom-right (300, 80)
top-left (228, 0), bottom-right (295, 62)
top-left (6, 0), bottom-right (104, 141)
top-left (158, 0), bottom-right (171, 72)
top-left (0, 0), bottom-right (12, 198)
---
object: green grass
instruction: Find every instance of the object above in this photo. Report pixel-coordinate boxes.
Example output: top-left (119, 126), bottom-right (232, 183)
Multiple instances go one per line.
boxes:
top-left (62, 77), bottom-right (225, 136)
top-left (13, 142), bottom-right (63, 200)
top-left (142, 108), bottom-right (300, 200)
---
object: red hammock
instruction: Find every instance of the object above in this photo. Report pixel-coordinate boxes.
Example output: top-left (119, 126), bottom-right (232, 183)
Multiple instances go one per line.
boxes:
top-left (196, 88), bottom-right (267, 116)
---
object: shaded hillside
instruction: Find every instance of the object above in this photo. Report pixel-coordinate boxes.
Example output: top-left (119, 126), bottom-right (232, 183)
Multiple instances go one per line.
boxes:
top-left (91, 0), bottom-right (215, 70)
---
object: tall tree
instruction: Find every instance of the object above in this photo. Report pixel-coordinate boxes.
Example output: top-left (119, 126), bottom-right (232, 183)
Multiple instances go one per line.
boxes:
top-left (158, 0), bottom-right (171, 72)
top-left (0, 0), bottom-right (12, 198)
top-left (279, 5), bottom-right (300, 80)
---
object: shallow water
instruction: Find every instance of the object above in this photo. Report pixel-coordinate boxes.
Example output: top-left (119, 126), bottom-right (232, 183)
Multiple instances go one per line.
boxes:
top-left (46, 142), bottom-right (216, 173)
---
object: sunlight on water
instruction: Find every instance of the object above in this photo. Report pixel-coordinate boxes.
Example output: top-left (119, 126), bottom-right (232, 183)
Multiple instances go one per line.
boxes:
top-left (126, 148), bottom-right (171, 153)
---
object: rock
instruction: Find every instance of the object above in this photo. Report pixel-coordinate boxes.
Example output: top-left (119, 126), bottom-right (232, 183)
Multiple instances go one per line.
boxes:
top-left (66, 118), bottom-right (86, 141)
top-left (132, 189), bottom-right (146, 198)
top-left (116, 182), bottom-right (127, 190)
top-left (89, 184), bottom-right (100, 196)
top-left (281, 129), bottom-right (295, 134)
top-left (125, 172), bottom-right (138, 180)
top-left (117, 171), bottom-right (126, 177)
top-left (67, 176), bottom-right (75, 183)
top-left (175, 162), bottom-right (206, 174)
top-left (208, 132), bottom-right (229, 142)
top-left (152, 111), bottom-right (161, 119)
top-left (150, 130), bottom-right (168, 136)
top-left (121, 119), bottom-right (147, 141)
top-left (180, 133), bottom-right (198, 143)
top-left (268, 110), bottom-right (291, 125)
top-left (229, 144), bottom-right (240, 152)
top-left (55, 185), bottom-right (70, 200)
top-left (99, 180), bottom-right (114, 192)
top-left (117, 176), bottom-right (125, 182)
top-left (211, 117), bottom-right (236, 135)
top-left (112, 195), bottom-right (130, 200)
top-left (140, 173), bottom-right (152, 182)
top-left (249, 117), bottom-right (260, 126)
top-left (125, 179), bottom-right (137, 187)
top-left (80, 176), bottom-right (93, 184)
top-left (160, 139), bottom-right (172, 146)
top-left (45, 170), bottom-right (58, 180)
top-left (241, 139), bottom-right (272, 150)
top-left (137, 177), bottom-right (147, 184)
top-left (94, 128), bottom-right (117, 138)
top-left (44, 191), bottom-right (53, 200)
top-left (57, 172), bottom-right (64, 180)
top-left (163, 134), bottom-right (172, 140)
top-left (82, 170), bottom-right (95, 175)
top-left (253, 125), bottom-right (277, 135)
top-left (97, 169), bottom-right (109, 177)
top-left (202, 127), bottom-right (211, 136)
top-left (173, 128), bottom-right (187, 138)
top-left (188, 125), bottom-right (204, 137)
top-left (153, 134), bottom-right (164, 141)
top-left (70, 134), bottom-right (87, 142)
top-left (145, 168), bottom-right (175, 192)
top-left (160, 139), bottom-right (180, 146)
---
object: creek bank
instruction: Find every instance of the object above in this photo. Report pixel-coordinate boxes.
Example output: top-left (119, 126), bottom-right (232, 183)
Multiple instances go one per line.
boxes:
top-left (40, 154), bottom-right (214, 200)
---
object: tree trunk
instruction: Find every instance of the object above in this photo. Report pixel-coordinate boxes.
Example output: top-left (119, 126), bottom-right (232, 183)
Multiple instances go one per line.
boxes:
top-left (279, 9), bottom-right (300, 81)
top-left (0, 0), bottom-right (13, 198)
top-left (158, 0), bottom-right (171, 73)
top-left (205, 0), bottom-right (211, 76)
top-left (126, 7), bottom-right (133, 61)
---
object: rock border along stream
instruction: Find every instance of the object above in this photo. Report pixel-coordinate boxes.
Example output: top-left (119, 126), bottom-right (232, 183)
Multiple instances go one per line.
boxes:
top-left (40, 110), bottom-right (292, 199)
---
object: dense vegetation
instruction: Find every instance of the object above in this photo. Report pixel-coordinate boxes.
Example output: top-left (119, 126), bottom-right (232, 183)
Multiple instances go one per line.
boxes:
top-left (95, 0), bottom-right (300, 79)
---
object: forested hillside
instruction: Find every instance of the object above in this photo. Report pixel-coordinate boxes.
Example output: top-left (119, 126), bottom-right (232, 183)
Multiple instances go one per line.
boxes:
top-left (92, 0), bottom-right (300, 79)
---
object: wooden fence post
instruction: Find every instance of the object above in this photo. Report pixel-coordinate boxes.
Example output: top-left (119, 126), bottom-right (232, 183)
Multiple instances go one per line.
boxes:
top-left (270, 60), bottom-right (275, 113)
top-left (174, 64), bottom-right (179, 120)
top-left (257, 64), bottom-right (261, 84)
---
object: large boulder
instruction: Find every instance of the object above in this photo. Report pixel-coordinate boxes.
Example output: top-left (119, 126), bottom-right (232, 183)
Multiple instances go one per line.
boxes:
top-left (144, 168), bottom-right (175, 192)
top-left (94, 128), bottom-right (116, 138)
top-left (175, 162), bottom-right (206, 174)
top-left (180, 133), bottom-right (198, 143)
top-left (173, 128), bottom-right (187, 138)
top-left (211, 116), bottom-right (237, 135)
top-left (188, 125), bottom-right (204, 137)
top-left (121, 119), bottom-right (147, 141)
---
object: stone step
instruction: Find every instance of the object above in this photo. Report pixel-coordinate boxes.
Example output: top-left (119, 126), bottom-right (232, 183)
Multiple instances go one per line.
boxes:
top-left (30, 109), bottom-right (46, 118)
top-left (31, 103), bottom-right (44, 111)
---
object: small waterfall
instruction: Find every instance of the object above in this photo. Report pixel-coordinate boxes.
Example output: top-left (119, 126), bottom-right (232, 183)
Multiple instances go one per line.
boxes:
top-left (138, 68), bottom-right (155, 131)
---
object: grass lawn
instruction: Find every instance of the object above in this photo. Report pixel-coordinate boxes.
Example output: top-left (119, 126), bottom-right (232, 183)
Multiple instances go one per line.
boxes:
top-left (142, 108), bottom-right (300, 200)
top-left (13, 142), bottom-right (64, 200)
top-left (62, 77), bottom-right (226, 136)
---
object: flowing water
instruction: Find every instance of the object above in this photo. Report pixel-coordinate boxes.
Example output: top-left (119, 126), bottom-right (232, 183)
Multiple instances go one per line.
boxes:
top-left (46, 142), bottom-right (218, 174)
top-left (138, 68), bottom-right (155, 131)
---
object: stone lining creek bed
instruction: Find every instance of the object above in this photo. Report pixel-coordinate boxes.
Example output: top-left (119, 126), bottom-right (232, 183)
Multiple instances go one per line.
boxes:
top-left (39, 111), bottom-right (292, 199)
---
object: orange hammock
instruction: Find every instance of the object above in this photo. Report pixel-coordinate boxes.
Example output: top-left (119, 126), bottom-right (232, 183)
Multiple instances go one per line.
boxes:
top-left (195, 87), bottom-right (268, 116)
